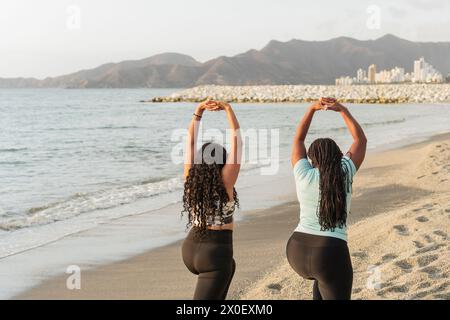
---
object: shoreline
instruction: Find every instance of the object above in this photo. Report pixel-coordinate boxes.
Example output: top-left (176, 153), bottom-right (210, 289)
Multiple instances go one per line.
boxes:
top-left (13, 132), bottom-right (450, 300)
top-left (146, 84), bottom-right (450, 104)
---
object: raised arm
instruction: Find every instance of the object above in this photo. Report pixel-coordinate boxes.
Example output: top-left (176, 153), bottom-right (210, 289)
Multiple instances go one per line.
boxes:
top-left (219, 102), bottom-right (242, 189)
top-left (184, 101), bottom-right (220, 177)
top-left (326, 102), bottom-right (367, 170)
top-left (291, 100), bottom-right (324, 166)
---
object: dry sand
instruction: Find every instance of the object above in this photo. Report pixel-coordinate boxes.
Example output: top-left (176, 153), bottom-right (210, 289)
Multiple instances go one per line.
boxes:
top-left (15, 133), bottom-right (450, 300)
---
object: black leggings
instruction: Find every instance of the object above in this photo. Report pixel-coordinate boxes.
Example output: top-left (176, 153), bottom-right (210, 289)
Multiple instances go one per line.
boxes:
top-left (286, 232), bottom-right (353, 300)
top-left (182, 228), bottom-right (235, 300)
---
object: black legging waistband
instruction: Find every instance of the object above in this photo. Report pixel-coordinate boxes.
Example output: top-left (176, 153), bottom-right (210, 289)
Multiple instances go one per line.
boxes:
top-left (291, 231), bottom-right (347, 247)
top-left (186, 228), bottom-right (233, 244)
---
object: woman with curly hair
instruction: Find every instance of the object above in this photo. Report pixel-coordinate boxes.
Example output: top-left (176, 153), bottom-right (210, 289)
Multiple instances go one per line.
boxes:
top-left (181, 100), bottom-right (242, 300)
top-left (287, 97), bottom-right (367, 300)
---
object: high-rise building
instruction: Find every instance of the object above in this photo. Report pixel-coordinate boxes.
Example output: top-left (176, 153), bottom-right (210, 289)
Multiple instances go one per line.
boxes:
top-left (414, 57), bottom-right (425, 82)
top-left (335, 76), bottom-right (353, 86)
top-left (356, 68), bottom-right (367, 83)
top-left (390, 67), bottom-right (405, 83)
top-left (413, 57), bottom-right (443, 83)
top-left (335, 58), bottom-right (442, 85)
top-left (368, 64), bottom-right (376, 84)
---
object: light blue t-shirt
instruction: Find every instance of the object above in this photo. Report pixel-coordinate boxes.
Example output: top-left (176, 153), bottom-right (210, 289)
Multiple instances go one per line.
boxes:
top-left (293, 156), bottom-right (357, 242)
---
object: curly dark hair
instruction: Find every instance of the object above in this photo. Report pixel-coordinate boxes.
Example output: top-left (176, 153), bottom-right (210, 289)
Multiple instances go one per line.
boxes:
top-left (307, 138), bottom-right (349, 231)
top-left (182, 142), bottom-right (239, 237)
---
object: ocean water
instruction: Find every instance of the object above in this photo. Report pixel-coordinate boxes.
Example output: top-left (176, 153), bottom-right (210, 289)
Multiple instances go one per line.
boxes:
top-left (1, 88), bottom-right (450, 261)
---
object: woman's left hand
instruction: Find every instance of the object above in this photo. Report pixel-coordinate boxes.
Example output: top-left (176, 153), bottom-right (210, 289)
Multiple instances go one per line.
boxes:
top-left (204, 100), bottom-right (230, 111)
top-left (324, 102), bottom-right (346, 112)
top-left (217, 101), bottom-right (231, 111)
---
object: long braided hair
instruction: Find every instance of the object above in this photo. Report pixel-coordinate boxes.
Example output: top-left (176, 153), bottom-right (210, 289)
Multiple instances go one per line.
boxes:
top-left (307, 138), bottom-right (348, 231)
top-left (182, 142), bottom-right (239, 237)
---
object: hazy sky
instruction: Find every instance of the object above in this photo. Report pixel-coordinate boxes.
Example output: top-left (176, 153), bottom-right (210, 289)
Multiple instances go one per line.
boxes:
top-left (1, 0), bottom-right (449, 78)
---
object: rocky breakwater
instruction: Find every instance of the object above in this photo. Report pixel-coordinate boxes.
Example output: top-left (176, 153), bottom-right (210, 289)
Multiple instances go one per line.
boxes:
top-left (146, 84), bottom-right (450, 104)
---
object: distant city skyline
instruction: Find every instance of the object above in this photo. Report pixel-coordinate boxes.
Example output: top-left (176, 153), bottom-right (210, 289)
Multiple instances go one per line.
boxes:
top-left (1, 0), bottom-right (450, 78)
top-left (335, 57), bottom-right (445, 85)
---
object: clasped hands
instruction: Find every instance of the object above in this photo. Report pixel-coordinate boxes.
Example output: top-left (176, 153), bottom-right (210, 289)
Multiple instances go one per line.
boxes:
top-left (198, 100), bottom-right (231, 112)
top-left (198, 97), bottom-right (344, 113)
top-left (311, 97), bottom-right (346, 112)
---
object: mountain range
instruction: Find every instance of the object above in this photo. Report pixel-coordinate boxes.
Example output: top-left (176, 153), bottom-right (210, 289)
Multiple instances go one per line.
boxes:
top-left (1, 34), bottom-right (450, 88)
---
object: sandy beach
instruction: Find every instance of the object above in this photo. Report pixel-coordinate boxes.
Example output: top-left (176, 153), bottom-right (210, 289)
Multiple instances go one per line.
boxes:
top-left (15, 133), bottom-right (450, 300)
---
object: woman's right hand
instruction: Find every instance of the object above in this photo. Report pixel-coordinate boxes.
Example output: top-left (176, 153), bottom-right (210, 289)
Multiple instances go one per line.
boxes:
top-left (309, 100), bottom-right (323, 111)
top-left (310, 97), bottom-right (332, 111)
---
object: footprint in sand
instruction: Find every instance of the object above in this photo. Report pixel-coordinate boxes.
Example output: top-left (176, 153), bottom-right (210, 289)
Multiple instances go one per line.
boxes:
top-left (432, 230), bottom-right (448, 240)
top-left (413, 240), bottom-right (425, 248)
top-left (380, 284), bottom-right (410, 294)
top-left (417, 281), bottom-right (431, 290)
top-left (394, 259), bottom-right (413, 272)
top-left (423, 234), bottom-right (434, 243)
top-left (381, 253), bottom-right (398, 263)
top-left (410, 290), bottom-right (430, 299)
top-left (351, 251), bottom-right (367, 259)
top-left (415, 216), bottom-right (429, 222)
top-left (417, 254), bottom-right (439, 267)
top-left (352, 287), bottom-right (363, 294)
top-left (393, 225), bottom-right (409, 236)
top-left (415, 243), bottom-right (445, 254)
top-left (387, 285), bottom-right (409, 293)
top-left (434, 293), bottom-right (450, 300)
top-left (433, 283), bottom-right (450, 297)
top-left (375, 283), bottom-right (390, 297)
top-left (420, 266), bottom-right (441, 279)
top-left (267, 283), bottom-right (282, 291)
top-left (413, 282), bottom-right (450, 300)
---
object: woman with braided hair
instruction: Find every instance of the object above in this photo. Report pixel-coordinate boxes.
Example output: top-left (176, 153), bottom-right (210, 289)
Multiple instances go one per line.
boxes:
top-left (287, 97), bottom-right (367, 300)
top-left (181, 100), bottom-right (241, 300)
